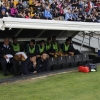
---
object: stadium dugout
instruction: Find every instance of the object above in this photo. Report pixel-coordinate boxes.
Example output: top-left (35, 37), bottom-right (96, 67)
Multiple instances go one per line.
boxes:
top-left (0, 17), bottom-right (100, 77)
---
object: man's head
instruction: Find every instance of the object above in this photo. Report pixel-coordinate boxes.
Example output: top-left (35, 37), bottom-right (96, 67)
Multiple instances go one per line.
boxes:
top-left (4, 38), bottom-right (9, 46)
top-left (47, 37), bottom-right (51, 44)
top-left (30, 54), bottom-right (36, 62)
top-left (40, 40), bottom-right (45, 46)
top-left (12, 37), bottom-right (18, 44)
top-left (41, 52), bottom-right (48, 60)
top-left (65, 38), bottom-right (71, 45)
top-left (68, 37), bottom-right (72, 41)
top-left (52, 36), bottom-right (56, 42)
top-left (1, 10), bottom-right (5, 15)
top-left (29, 39), bottom-right (35, 47)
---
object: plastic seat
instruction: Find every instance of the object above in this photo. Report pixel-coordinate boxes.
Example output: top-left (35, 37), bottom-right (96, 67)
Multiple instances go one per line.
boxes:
top-left (48, 57), bottom-right (58, 70)
top-left (82, 54), bottom-right (93, 64)
top-left (74, 55), bottom-right (83, 66)
top-left (66, 56), bottom-right (77, 67)
top-left (57, 56), bottom-right (69, 69)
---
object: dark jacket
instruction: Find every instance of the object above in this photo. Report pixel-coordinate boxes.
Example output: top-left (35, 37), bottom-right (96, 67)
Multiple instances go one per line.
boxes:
top-left (37, 58), bottom-right (48, 72)
top-left (0, 44), bottom-right (15, 58)
top-left (22, 58), bottom-right (38, 75)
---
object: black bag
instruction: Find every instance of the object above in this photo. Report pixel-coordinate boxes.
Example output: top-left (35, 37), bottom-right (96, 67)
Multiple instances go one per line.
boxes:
top-left (85, 63), bottom-right (97, 72)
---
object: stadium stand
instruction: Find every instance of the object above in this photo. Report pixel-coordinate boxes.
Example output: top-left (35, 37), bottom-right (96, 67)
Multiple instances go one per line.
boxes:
top-left (0, 0), bottom-right (100, 22)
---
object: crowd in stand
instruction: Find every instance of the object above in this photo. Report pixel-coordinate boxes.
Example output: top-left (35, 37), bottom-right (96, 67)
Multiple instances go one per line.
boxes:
top-left (0, 36), bottom-right (80, 76)
top-left (0, 0), bottom-right (100, 22)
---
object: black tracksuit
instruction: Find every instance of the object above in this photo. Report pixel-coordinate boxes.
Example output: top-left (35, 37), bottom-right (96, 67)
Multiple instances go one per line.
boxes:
top-left (37, 58), bottom-right (49, 72)
top-left (0, 44), bottom-right (15, 74)
top-left (21, 58), bottom-right (38, 75)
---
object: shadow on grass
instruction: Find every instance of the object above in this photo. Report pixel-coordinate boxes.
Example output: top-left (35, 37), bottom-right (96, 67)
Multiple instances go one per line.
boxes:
top-left (0, 70), bottom-right (13, 79)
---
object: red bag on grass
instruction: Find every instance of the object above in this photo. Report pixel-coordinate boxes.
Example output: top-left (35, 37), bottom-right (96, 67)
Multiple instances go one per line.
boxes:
top-left (78, 66), bottom-right (90, 73)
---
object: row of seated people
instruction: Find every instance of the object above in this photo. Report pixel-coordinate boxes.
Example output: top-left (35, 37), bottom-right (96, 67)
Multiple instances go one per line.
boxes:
top-left (19, 53), bottom-right (93, 76)
top-left (0, 36), bottom-right (81, 76)
top-left (12, 36), bottom-right (81, 58)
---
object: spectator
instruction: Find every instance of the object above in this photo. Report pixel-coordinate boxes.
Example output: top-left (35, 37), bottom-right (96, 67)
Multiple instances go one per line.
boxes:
top-left (16, 10), bottom-right (24, 18)
top-left (10, 0), bottom-right (14, 8)
top-left (6, 2), bottom-right (10, 16)
top-left (95, 12), bottom-right (100, 22)
top-left (35, 3), bottom-right (43, 18)
top-left (0, 10), bottom-right (8, 18)
top-left (72, 10), bottom-right (78, 21)
top-left (1, 3), bottom-right (6, 11)
top-left (22, 0), bottom-right (28, 8)
top-left (16, 1), bottom-right (24, 11)
top-left (14, 0), bottom-right (19, 7)
top-left (78, 12), bottom-right (85, 21)
top-left (51, 1), bottom-right (56, 10)
top-left (44, 7), bottom-right (52, 19)
top-left (59, 6), bottom-right (64, 20)
top-left (85, 15), bottom-right (93, 22)
top-left (0, 0), bottom-right (100, 23)
top-left (65, 8), bottom-right (73, 21)
top-left (25, 11), bottom-right (31, 18)
top-left (53, 9), bottom-right (60, 20)
top-left (10, 5), bottom-right (18, 17)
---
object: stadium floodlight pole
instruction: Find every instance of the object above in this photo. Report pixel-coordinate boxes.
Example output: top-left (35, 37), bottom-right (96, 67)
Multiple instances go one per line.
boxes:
top-left (80, 31), bottom-right (85, 52)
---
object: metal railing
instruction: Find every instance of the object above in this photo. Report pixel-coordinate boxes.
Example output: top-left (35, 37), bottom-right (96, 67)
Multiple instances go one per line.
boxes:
top-left (73, 31), bottom-right (100, 51)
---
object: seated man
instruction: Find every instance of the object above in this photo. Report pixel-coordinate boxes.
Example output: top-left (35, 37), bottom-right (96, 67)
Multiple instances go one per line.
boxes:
top-left (25, 39), bottom-right (37, 57)
top-left (37, 40), bottom-right (46, 57)
top-left (51, 36), bottom-right (61, 57)
top-left (51, 36), bottom-right (59, 52)
top-left (37, 52), bottom-right (49, 72)
top-left (11, 37), bottom-right (22, 53)
top-left (21, 54), bottom-right (38, 75)
top-left (45, 37), bottom-right (54, 57)
top-left (62, 38), bottom-right (75, 56)
top-left (45, 37), bottom-right (52, 52)
top-left (0, 38), bottom-right (16, 76)
top-left (68, 37), bottom-right (81, 55)
top-left (11, 37), bottom-right (27, 61)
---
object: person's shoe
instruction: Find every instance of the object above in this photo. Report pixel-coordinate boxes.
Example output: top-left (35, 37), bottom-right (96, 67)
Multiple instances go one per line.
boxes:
top-left (4, 73), bottom-right (8, 76)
